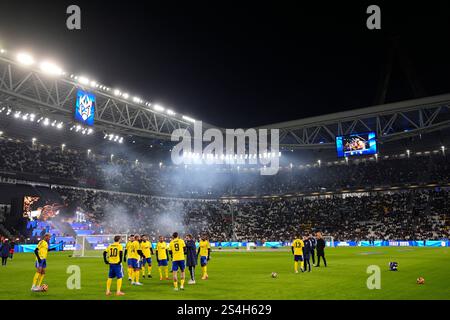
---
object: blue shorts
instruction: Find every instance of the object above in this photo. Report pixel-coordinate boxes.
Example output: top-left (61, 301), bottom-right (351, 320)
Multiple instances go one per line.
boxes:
top-left (158, 259), bottom-right (168, 266)
top-left (128, 258), bottom-right (140, 269)
top-left (109, 264), bottom-right (123, 279)
top-left (35, 259), bottom-right (47, 269)
top-left (294, 255), bottom-right (304, 262)
top-left (200, 256), bottom-right (208, 266)
top-left (141, 257), bottom-right (152, 266)
top-left (172, 260), bottom-right (185, 272)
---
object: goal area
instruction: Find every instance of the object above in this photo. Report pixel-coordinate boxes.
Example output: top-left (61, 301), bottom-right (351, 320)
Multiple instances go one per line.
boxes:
top-left (73, 234), bottom-right (128, 257)
top-left (323, 235), bottom-right (335, 247)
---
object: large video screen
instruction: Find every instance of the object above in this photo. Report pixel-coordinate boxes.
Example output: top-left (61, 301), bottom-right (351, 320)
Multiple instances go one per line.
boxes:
top-left (335, 131), bottom-right (377, 158)
top-left (74, 89), bottom-right (95, 126)
top-left (23, 196), bottom-right (62, 221)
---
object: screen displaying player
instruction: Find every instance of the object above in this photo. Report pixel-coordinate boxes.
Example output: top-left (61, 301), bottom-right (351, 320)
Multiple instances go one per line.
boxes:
top-left (23, 196), bottom-right (62, 221)
top-left (74, 89), bottom-right (95, 126)
top-left (335, 132), bottom-right (377, 157)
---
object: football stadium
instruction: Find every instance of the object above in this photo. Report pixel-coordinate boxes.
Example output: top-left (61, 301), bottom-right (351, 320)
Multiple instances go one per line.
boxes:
top-left (0, 2), bottom-right (449, 305)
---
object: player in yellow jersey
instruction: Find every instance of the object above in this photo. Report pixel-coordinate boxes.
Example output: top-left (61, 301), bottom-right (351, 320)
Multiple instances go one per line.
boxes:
top-left (291, 234), bottom-right (305, 273)
top-left (197, 234), bottom-right (211, 280)
top-left (169, 232), bottom-right (186, 291)
top-left (140, 235), bottom-right (154, 279)
top-left (127, 234), bottom-right (145, 285)
top-left (156, 236), bottom-right (170, 280)
top-left (124, 235), bottom-right (135, 281)
top-left (103, 235), bottom-right (125, 296)
top-left (31, 233), bottom-right (57, 292)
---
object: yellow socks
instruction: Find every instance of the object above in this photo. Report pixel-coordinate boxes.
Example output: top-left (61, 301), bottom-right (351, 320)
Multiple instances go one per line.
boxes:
top-left (159, 267), bottom-right (163, 279)
top-left (165, 266), bottom-right (169, 278)
top-left (117, 278), bottom-right (122, 292)
top-left (38, 274), bottom-right (45, 286)
top-left (300, 261), bottom-right (304, 270)
top-left (294, 261), bottom-right (299, 272)
top-left (173, 281), bottom-right (178, 289)
top-left (180, 279), bottom-right (185, 287)
top-left (147, 266), bottom-right (152, 276)
top-left (128, 267), bottom-right (132, 279)
top-left (32, 272), bottom-right (40, 287)
top-left (134, 270), bottom-right (140, 283)
top-left (106, 278), bottom-right (112, 292)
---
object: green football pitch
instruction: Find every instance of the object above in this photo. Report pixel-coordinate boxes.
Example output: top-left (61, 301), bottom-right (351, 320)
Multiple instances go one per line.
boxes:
top-left (0, 247), bottom-right (448, 300)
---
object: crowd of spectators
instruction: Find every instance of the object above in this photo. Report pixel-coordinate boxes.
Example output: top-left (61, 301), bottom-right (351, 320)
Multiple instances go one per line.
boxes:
top-left (54, 187), bottom-right (449, 242)
top-left (0, 138), bottom-right (449, 197)
top-left (1, 137), bottom-right (449, 243)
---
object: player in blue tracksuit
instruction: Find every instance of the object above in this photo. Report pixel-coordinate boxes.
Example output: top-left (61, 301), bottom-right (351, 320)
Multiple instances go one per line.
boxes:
top-left (302, 235), bottom-right (312, 272)
top-left (185, 234), bottom-right (197, 284)
top-left (309, 234), bottom-right (317, 265)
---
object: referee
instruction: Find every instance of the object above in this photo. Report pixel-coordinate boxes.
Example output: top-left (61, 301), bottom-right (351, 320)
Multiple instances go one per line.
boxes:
top-left (314, 232), bottom-right (327, 267)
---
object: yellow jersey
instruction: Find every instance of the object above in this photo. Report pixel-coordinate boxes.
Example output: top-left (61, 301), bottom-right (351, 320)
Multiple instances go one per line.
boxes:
top-left (199, 240), bottom-right (211, 257)
top-left (169, 238), bottom-right (186, 261)
top-left (156, 241), bottom-right (168, 260)
top-left (128, 240), bottom-right (141, 259)
top-left (36, 240), bottom-right (48, 260)
top-left (105, 242), bottom-right (123, 264)
top-left (140, 240), bottom-right (152, 258)
top-left (292, 239), bottom-right (304, 255)
top-left (125, 241), bottom-right (133, 258)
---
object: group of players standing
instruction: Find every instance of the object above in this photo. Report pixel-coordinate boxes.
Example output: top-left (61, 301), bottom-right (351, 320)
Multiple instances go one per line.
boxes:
top-left (291, 232), bottom-right (327, 273)
top-left (104, 232), bottom-right (211, 296)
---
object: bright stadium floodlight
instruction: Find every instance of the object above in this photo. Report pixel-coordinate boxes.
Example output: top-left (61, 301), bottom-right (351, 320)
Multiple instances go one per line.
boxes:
top-left (17, 52), bottom-right (35, 65)
top-left (0, 131), bottom-right (3, 136)
top-left (56, 122), bottom-right (63, 129)
top-left (133, 97), bottom-right (141, 103)
top-left (113, 89), bottom-right (121, 96)
top-left (154, 104), bottom-right (165, 112)
top-left (90, 81), bottom-right (98, 88)
top-left (0, 49), bottom-right (5, 54)
top-left (122, 93), bottom-right (129, 99)
top-left (182, 115), bottom-right (195, 123)
top-left (40, 61), bottom-right (63, 76)
top-left (78, 76), bottom-right (89, 85)
top-left (167, 109), bottom-right (175, 115)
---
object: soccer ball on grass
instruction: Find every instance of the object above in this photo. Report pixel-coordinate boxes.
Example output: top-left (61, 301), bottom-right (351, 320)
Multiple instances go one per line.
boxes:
top-left (271, 272), bottom-right (278, 278)
top-left (416, 277), bottom-right (425, 285)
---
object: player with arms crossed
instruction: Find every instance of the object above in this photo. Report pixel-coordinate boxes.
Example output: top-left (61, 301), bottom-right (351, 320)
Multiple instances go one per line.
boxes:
top-left (140, 235), bottom-right (154, 279)
top-left (31, 233), bottom-right (57, 292)
top-left (124, 235), bottom-right (134, 281)
top-left (197, 234), bottom-right (211, 280)
top-left (156, 236), bottom-right (170, 281)
top-left (291, 234), bottom-right (305, 273)
top-left (103, 235), bottom-right (125, 296)
top-left (169, 232), bottom-right (187, 291)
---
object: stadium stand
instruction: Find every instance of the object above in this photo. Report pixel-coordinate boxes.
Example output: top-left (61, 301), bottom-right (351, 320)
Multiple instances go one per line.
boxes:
top-left (0, 134), bottom-right (449, 244)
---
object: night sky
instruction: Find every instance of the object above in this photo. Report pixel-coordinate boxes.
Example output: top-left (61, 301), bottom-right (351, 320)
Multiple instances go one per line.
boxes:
top-left (0, 1), bottom-right (450, 128)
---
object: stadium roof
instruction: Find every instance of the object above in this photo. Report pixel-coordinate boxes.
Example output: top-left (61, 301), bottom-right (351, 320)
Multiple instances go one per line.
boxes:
top-left (0, 46), bottom-right (449, 151)
top-left (259, 94), bottom-right (450, 149)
